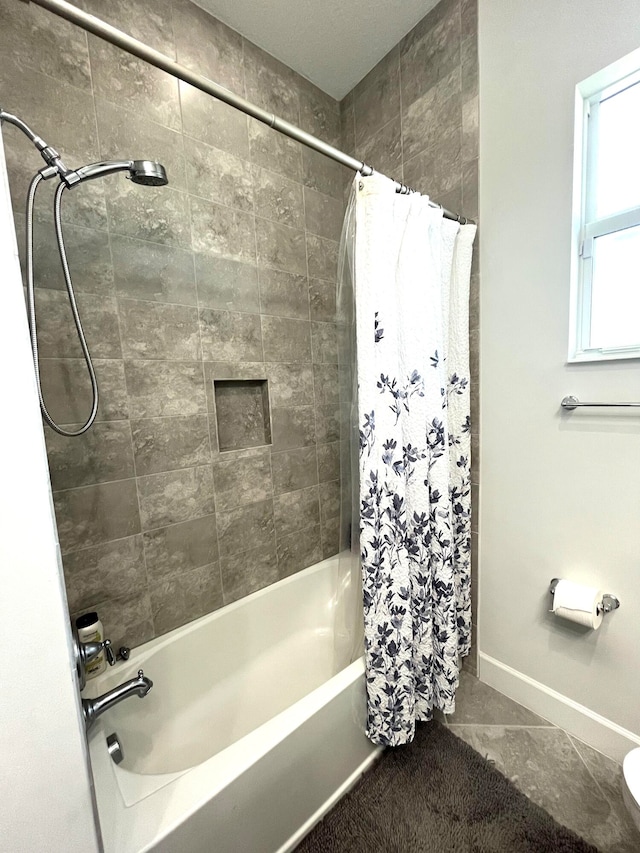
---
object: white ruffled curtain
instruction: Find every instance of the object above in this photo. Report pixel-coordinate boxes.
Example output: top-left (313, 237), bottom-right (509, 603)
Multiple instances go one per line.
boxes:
top-left (352, 173), bottom-right (476, 746)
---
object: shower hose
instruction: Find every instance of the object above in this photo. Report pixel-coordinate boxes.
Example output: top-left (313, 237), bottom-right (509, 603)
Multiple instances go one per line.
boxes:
top-left (26, 171), bottom-right (99, 436)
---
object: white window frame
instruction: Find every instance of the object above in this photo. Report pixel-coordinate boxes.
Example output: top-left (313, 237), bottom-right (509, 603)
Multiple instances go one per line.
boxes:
top-left (569, 47), bottom-right (640, 363)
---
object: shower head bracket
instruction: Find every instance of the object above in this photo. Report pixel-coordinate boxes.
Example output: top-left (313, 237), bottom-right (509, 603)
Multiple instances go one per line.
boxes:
top-left (0, 107), bottom-right (71, 177)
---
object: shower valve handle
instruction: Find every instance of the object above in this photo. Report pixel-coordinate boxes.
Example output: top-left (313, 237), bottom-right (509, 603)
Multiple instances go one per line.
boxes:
top-left (73, 627), bottom-right (117, 691)
top-left (81, 637), bottom-right (116, 668)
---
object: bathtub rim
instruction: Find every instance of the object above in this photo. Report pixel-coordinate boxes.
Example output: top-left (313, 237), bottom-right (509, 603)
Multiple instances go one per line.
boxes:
top-left (84, 552), bottom-right (349, 702)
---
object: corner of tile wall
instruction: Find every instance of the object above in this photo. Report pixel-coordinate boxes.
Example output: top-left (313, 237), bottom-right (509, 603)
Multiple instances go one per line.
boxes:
top-left (342, 0), bottom-right (480, 669)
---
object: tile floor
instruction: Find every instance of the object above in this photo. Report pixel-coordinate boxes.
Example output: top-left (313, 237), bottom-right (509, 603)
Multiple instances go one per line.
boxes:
top-left (445, 671), bottom-right (640, 853)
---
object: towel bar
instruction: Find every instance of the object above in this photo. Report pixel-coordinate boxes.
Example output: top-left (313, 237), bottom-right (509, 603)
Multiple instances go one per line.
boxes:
top-left (561, 395), bottom-right (640, 410)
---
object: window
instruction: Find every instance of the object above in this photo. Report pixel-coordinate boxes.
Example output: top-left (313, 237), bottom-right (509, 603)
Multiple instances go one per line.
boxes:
top-left (570, 49), bottom-right (640, 362)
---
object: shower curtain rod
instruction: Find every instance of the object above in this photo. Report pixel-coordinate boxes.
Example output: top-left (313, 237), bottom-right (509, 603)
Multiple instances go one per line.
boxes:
top-left (22, 0), bottom-right (473, 224)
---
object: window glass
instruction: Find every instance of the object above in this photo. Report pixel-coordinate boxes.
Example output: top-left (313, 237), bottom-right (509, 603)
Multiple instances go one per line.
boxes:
top-left (595, 80), bottom-right (640, 218)
top-left (590, 224), bottom-right (640, 349)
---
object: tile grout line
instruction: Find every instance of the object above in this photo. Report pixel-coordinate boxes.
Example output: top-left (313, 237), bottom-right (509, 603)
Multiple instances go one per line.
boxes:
top-left (63, 57), bottom-right (153, 641)
top-left (59, 508), bottom-right (219, 556)
top-left (51, 446), bottom-right (221, 495)
top-left (244, 62), bottom-right (278, 590)
top-left (301, 179), bottom-right (324, 557)
top-left (398, 42), bottom-right (405, 184)
top-left (178, 19), bottom-right (223, 617)
top-left (566, 732), bottom-right (621, 813)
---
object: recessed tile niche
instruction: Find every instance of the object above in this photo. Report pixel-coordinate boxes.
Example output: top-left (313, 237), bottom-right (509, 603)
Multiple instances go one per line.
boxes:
top-left (213, 379), bottom-right (272, 452)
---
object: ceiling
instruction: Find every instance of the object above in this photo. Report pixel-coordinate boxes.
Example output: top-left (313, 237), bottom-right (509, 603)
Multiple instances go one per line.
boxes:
top-left (194, 0), bottom-right (441, 100)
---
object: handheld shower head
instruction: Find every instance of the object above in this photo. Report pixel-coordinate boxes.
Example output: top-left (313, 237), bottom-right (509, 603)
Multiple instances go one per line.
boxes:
top-left (63, 159), bottom-right (168, 188)
top-left (130, 160), bottom-right (168, 186)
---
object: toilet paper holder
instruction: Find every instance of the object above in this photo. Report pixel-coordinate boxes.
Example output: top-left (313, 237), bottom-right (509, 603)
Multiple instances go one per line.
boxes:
top-left (549, 578), bottom-right (620, 615)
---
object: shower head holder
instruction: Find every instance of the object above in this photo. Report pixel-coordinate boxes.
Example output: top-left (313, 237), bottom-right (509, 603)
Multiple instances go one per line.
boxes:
top-left (0, 106), bottom-right (71, 177)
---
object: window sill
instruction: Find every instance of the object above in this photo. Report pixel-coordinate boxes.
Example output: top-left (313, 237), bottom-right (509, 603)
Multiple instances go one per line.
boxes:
top-left (568, 348), bottom-right (640, 364)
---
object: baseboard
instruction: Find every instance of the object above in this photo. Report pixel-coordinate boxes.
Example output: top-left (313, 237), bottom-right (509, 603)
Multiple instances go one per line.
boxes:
top-left (479, 652), bottom-right (640, 763)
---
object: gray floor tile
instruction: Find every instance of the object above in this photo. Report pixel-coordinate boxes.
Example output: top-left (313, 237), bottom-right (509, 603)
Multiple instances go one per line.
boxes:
top-left (569, 737), bottom-right (626, 806)
top-left (447, 670), bottom-right (553, 727)
top-left (570, 736), bottom-right (640, 853)
top-left (449, 725), bottom-right (613, 848)
top-left (443, 676), bottom-right (639, 853)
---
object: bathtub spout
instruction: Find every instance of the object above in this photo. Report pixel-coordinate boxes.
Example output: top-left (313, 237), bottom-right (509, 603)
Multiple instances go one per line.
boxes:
top-left (82, 669), bottom-right (153, 730)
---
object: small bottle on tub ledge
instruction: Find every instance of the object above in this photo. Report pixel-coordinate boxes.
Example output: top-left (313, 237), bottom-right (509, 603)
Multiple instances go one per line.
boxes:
top-left (76, 612), bottom-right (107, 679)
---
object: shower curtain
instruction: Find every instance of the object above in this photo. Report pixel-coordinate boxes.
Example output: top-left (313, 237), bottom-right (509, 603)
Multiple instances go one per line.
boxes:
top-left (347, 173), bottom-right (477, 747)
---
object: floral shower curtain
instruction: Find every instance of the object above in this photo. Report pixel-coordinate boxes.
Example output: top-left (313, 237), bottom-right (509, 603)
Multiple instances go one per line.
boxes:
top-left (353, 173), bottom-right (476, 746)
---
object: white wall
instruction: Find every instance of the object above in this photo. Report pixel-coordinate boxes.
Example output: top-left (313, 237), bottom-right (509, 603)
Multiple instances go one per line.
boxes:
top-left (0, 130), bottom-right (101, 851)
top-left (478, 0), bottom-right (640, 761)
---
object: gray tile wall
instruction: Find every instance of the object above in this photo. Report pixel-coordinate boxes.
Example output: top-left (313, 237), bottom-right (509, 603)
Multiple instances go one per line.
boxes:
top-left (340, 0), bottom-right (480, 674)
top-left (0, 0), bottom-right (348, 648)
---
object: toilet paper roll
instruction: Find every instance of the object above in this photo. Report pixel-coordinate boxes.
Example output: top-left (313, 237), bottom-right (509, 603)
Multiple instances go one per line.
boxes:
top-left (552, 579), bottom-right (604, 629)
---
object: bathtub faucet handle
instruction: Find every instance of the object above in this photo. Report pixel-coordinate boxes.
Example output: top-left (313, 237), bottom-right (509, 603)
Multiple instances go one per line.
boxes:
top-left (103, 638), bottom-right (116, 666)
top-left (73, 627), bottom-right (119, 692)
top-left (82, 636), bottom-right (116, 667)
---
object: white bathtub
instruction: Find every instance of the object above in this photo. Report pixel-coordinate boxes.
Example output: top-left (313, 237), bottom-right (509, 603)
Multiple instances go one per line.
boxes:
top-left (86, 554), bottom-right (381, 853)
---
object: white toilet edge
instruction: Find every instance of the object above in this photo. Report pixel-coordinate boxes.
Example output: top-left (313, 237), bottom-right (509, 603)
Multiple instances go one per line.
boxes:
top-left (623, 748), bottom-right (640, 810)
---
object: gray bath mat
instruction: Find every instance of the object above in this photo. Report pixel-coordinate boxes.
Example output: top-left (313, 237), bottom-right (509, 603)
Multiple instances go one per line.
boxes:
top-left (296, 721), bottom-right (598, 853)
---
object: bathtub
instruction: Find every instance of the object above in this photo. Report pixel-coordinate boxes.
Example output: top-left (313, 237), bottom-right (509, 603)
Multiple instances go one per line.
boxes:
top-left (86, 554), bottom-right (381, 853)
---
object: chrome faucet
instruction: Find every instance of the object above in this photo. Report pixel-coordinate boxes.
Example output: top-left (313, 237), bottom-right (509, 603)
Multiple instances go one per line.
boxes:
top-left (82, 669), bottom-right (153, 730)
top-left (72, 625), bottom-right (153, 730)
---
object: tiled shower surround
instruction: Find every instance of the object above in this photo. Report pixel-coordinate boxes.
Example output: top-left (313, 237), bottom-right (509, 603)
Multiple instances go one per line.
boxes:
top-left (340, 0), bottom-right (480, 673)
top-left (1, 0), bottom-right (479, 655)
top-left (0, 0), bottom-right (348, 648)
